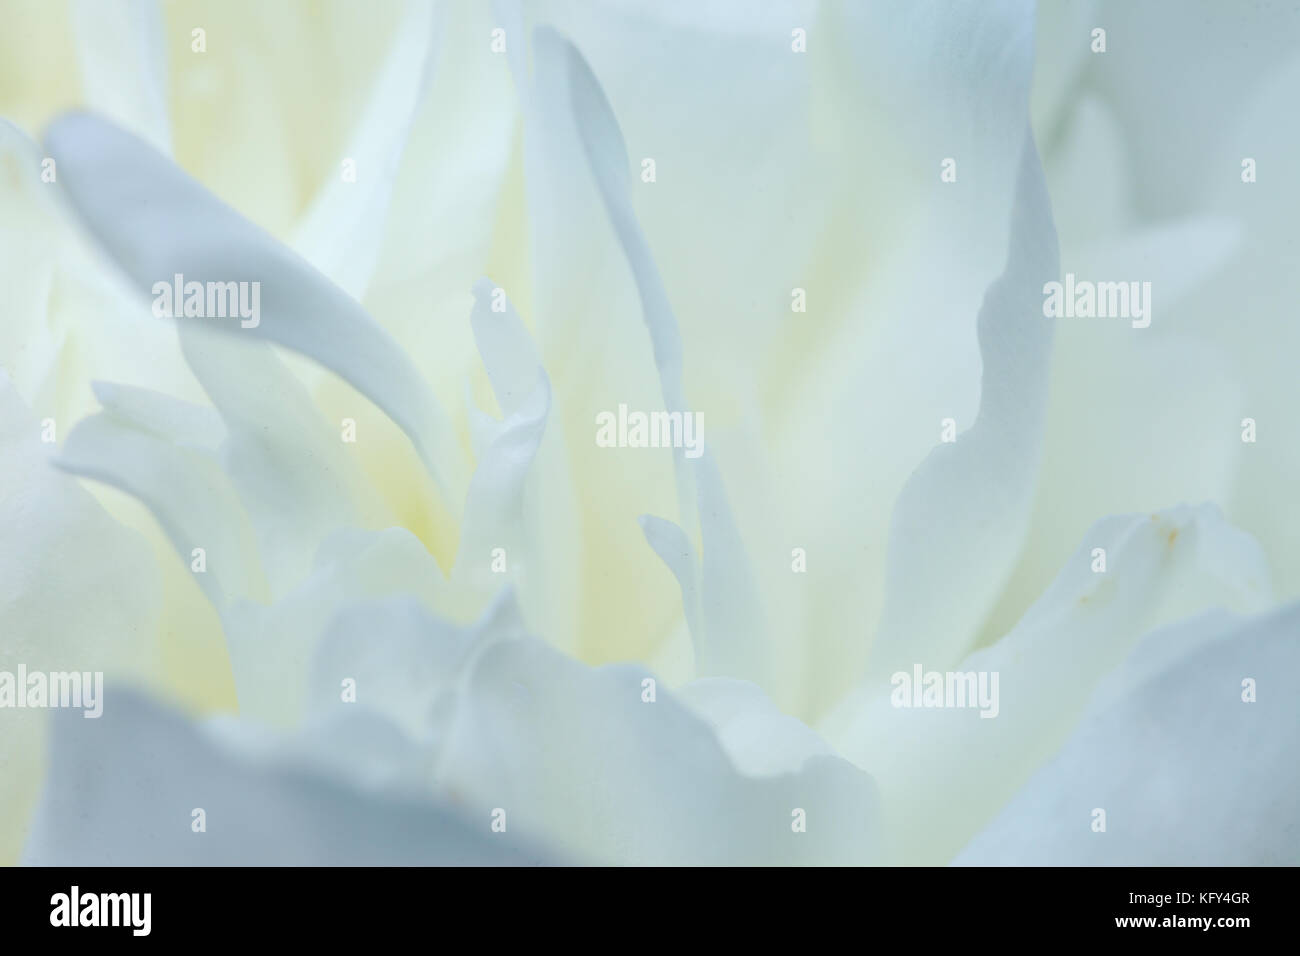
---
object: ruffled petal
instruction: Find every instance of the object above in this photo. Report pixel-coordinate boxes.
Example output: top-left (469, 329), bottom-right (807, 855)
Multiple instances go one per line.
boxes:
top-left (223, 527), bottom-right (444, 727)
top-left (430, 629), bottom-right (880, 864)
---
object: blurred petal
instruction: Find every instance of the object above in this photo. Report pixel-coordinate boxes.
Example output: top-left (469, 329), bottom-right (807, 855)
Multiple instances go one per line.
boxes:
top-left (977, 220), bottom-right (1246, 645)
top-left (224, 527), bottom-right (444, 727)
top-left (0, 120), bottom-right (68, 410)
top-left (677, 678), bottom-right (837, 777)
top-left (1197, 55), bottom-right (1300, 599)
top-left (305, 597), bottom-right (479, 745)
top-left (431, 634), bottom-right (880, 864)
top-left (954, 600), bottom-right (1300, 865)
top-left (0, 373), bottom-right (160, 863)
top-left (1029, 0), bottom-right (1098, 144)
top-left (70, 0), bottom-right (170, 154)
top-left (23, 690), bottom-right (552, 865)
top-left (1082, 0), bottom-right (1300, 218)
top-left (245, 584), bottom-right (877, 864)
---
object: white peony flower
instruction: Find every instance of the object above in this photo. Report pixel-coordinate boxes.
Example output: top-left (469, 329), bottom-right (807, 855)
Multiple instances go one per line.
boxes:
top-left (2, 1), bottom-right (1297, 865)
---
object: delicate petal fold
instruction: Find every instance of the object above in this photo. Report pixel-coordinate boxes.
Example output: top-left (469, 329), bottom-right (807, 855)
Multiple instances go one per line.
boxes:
top-left (450, 375), bottom-right (551, 616)
top-left (176, 324), bottom-right (392, 598)
top-left (431, 634), bottom-right (880, 865)
top-left (223, 583), bottom-right (879, 865)
top-left (54, 382), bottom-right (268, 607)
top-left (43, 112), bottom-right (468, 503)
top-left (866, 132), bottom-right (1058, 681)
top-left (459, 280), bottom-right (583, 653)
top-left (223, 527), bottom-right (444, 727)
top-left (450, 282), bottom-right (551, 611)
top-left (677, 678), bottom-right (837, 777)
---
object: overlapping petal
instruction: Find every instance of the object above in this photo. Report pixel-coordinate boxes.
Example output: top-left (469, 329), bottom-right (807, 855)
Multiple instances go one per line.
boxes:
top-left (954, 600), bottom-right (1300, 865)
top-left (822, 503), bottom-right (1272, 863)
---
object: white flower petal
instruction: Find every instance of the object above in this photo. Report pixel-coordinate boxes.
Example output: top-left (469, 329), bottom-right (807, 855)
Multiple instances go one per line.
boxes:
top-left (70, 0), bottom-right (171, 155)
top-left (231, 582), bottom-right (872, 864)
top-left (0, 372), bottom-right (160, 863)
top-left (90, 380), bottom-right (224, 451)
top-left (43, 112), bottom-right (469, 503)
top-left (291, 0), bottom-right (439, 302)
top-left (468, 277), bottom-right (543, 418)
top-left (637, 513), bottom-right (702, 641)
top-left (305, 597), bottom-right (476, 745)
top-left (1030, 0), bottom-right (1099, 142)
top-left (718, 0), bottom-right (1042, 709)
top-left (224, 527), bottom-right (444, 727)
top-left (450, 375), bottom-right (551, 615)
top-left (0, 120), bottom-right (66, 408)
top-left (531, 27), bottom-right (770, 685)
top-left (54, 384), bottom-right (268, 607)
top-left (460, 280), bottom-right (584, 654)
top-left (677, 678), bottom-right (837, 777)
top-left (1196, 55), bottom-right (1300, 599)
top-left (22, 690), bottom-right (552, 865)
top-left (455, 282), bottom-right (550, 597)
top-left (866, 134), bottom-right (1058, 681)
top-left (953, 600), bottom-right (1300, 865)
top-left (431, 634), bottom-right (880, 864)
top-left (1081, 0), bottom-right (1300, 218)
top-left (176, 324), bottom-right (393, 597)
top-left (823, 503), bottom-right (1272, 864)
top-left (1073, 217), bottom-right (1242, 308)
top-left (303, 587), bottom-right (531, 750)
top-left (1042, 94), bottom-right (1131, 243)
